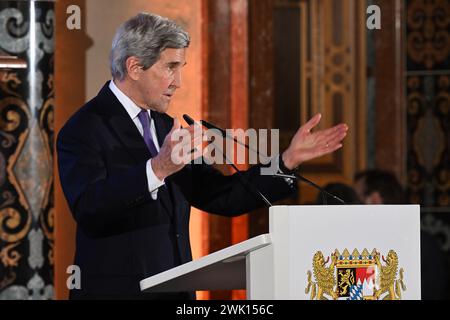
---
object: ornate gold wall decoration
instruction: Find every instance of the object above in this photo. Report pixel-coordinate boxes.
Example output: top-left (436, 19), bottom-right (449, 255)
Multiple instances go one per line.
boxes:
top-left (406, 2), bottom-right (450, 299)
top-left (407, 0), bottom-right (450, 69)
top-left (0, 0), bottom-right (54, 299)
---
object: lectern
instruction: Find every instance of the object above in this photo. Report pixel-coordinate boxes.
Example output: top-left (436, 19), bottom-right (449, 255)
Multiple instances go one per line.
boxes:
top-left (140, 205), bottom-right (421, 300)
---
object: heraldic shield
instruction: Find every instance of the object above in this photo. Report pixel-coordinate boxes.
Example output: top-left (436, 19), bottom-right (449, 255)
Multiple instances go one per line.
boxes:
top-left (305, 248), bottom-right (406, 300)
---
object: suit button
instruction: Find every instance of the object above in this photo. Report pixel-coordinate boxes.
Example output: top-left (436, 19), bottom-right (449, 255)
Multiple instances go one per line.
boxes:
top-left (176, 234), bottom-right (180, 238)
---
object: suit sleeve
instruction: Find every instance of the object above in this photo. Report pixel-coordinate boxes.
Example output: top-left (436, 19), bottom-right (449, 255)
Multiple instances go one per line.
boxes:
top-left (174, 160), bottom-right (297, 217)
top-left (56, 124), bottom-right (153, 233)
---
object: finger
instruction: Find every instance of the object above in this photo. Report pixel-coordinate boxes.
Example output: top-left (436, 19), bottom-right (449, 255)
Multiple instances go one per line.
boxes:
top-left (176, 134), bottom-right (203, 159)
top-left (177, 132), bottom-right (203, 149)
top-left (325, 130), bottom-right (348, 146)
top-left (316, 128), bottom-right (348, 146)
top-left (315, 123), bottom-right (348, 140)
top-left (188, 135), bottom-right (203, 153)
top-left (168, 118), bottom-right (183, 141)
top-left (192, 135), bottom-right (203, 148)
top-left (181, 145), bottom-right (204, 164)
top-left (315, 143), bottom-right (343, 158)
top-left (176, 139), bottom-right (198, 164)
top-left (303, 113), bottom-right (322, 133)
top-left (326, 143), bottom-right (343, 154)
top-left (317, 137), bottom-right (345, 153)
top-left (170, 127), bottom-right (191, 145)
top-left (314, 124), bottom-right (348, 145)
top-left (202, 143), bottom-right (215, 163)
top-left (170, 142), bottom-right (189, 165)
top-left (186, 121), bottom-right (203, 132)
top-left (171, 118), bottom-right (181, 133)
top-left (175, 126), bottom-right (202, 143)
top-left (322, 123), bottom-right (348, 137)
top-left (185, 124), bottom-right (204, 141)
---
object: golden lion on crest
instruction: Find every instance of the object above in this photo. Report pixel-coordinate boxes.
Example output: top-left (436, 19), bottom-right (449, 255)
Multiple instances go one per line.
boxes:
top-left (305, 251), bottom-right (338, 300)
top-left (374, 250), bottom-right (406, 300)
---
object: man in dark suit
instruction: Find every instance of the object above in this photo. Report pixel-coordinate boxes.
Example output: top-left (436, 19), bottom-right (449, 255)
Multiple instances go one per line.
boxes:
top-left (57, 12), bottom-right (348, 299)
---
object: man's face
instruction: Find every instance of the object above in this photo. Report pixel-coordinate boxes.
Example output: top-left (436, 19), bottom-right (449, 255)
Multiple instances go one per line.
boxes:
top-left (135, 48), bottom-right (186, 113)
top-left (354, 178), bottom-right (366, 203)
top-left (354, 177), bottom-right (383, 204)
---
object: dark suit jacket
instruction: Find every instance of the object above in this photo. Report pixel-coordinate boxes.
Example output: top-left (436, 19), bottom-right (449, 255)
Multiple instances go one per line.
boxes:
top-left (57, 82), bottom-right (296, 299)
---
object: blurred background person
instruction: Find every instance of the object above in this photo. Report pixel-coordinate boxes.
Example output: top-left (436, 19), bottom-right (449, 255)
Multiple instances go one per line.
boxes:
top-left (354, 170), bottom-right (450, 300)
top-left (314, 183), bottom-right (362, 205)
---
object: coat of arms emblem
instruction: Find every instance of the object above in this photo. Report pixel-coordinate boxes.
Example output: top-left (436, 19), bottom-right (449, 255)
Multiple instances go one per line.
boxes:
top-left (305, 248), bottom-right (406, 300)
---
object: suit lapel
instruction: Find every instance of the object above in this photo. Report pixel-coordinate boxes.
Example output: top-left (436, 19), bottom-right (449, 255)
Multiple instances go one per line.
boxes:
top-left (95, 82), bottom-right (174, 217)
top-left (96, 82), bottom-right (151, 164)
top-left (151, 110), bottom-right (170, 147)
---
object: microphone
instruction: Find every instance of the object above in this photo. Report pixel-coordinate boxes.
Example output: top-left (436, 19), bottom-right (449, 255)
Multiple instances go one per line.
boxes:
top-left (182, 114), bottom-right (197, 127)
top-left (183, 114), bottom-right (273, 207)
top-left (194, 116), bottom-right (346, 205)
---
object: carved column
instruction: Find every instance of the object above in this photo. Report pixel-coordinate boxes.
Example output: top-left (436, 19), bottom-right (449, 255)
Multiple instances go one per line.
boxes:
top-left (0, 0), bottom-right (54, 299)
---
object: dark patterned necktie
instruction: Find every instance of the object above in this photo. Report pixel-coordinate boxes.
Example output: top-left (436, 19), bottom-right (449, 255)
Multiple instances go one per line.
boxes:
top-left (137, 109), bottom-right (158, 157)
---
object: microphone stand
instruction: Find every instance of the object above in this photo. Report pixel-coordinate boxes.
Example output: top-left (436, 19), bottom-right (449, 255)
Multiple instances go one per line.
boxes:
top-left (206, 140), bottom-right (273, 207)
top-left (187, 115), bottom-right (346, 206)
top-left (183, 114), bottom-right (273, 207)
top-left (273, 172), bottom-right (346, 205)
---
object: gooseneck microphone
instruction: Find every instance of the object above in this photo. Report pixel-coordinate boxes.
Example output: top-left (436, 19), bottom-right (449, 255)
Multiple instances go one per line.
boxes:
top-left (182, 114), bottom-right (273, 207)
top-left (182, 114), bottom-right (198, 127)
top-left (184, 114), bottom-right (346, 205)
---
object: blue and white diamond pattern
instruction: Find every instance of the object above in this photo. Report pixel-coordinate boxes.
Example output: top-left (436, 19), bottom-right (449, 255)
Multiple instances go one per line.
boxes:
top-left (348, 284), bottom-right (364, 300)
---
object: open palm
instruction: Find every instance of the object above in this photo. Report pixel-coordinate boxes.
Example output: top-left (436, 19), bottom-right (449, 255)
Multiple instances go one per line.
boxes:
top-left (282, 114), bottom-right (348, 170)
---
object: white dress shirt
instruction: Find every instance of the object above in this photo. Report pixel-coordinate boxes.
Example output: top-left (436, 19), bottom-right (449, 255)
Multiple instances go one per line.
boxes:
top-left (109, 80), bottom-right (164, 200)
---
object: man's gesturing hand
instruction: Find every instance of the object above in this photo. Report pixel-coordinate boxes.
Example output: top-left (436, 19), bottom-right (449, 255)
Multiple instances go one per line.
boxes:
top-left (152, 118), bottom-right (203, 180)
top-left (281, 114), bottom-right (348, 170)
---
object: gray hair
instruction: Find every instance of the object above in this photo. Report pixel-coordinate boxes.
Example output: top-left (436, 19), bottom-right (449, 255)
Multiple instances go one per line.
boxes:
top-left (110, 12), bottom-right (190, 80)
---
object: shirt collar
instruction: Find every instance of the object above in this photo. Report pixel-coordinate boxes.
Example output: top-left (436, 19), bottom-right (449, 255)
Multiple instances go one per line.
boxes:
top-left (109, 80), bottom-right (150, 120)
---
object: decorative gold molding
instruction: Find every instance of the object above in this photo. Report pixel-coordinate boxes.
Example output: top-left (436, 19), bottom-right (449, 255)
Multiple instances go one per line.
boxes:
top-left (273, 0), bottom-right (368, 202)
top-left (298, 0), bottom-right (367, 178)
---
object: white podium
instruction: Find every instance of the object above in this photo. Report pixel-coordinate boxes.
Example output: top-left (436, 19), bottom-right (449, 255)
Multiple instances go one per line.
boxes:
top-left (140, 205), bottom-right (421, 300)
